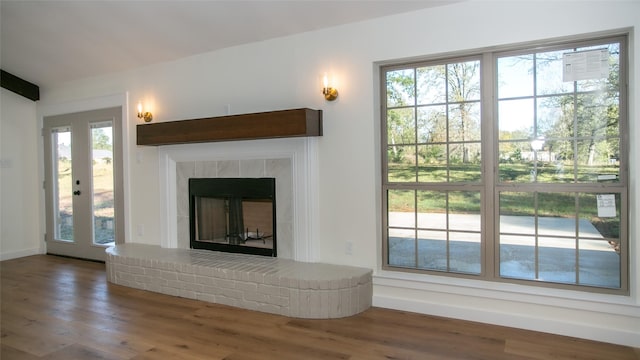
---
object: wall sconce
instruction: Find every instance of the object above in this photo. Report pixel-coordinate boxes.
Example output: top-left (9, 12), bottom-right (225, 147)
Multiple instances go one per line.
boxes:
top-left (137, 101), bottom-right (153, 122)
top-left (322, 73), bottom-right (338, 101)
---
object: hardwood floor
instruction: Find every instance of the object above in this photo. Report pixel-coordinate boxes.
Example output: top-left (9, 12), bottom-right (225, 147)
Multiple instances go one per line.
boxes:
top-left (1, 255), bottom-right (638, 360)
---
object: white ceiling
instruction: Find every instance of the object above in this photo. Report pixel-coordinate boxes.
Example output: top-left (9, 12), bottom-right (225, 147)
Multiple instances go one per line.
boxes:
top-left (1, 1), bottom-right (457, 90)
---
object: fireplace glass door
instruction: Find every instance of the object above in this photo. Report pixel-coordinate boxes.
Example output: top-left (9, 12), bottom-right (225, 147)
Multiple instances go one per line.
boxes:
top-left (190, 178), bottom-right (276, 256)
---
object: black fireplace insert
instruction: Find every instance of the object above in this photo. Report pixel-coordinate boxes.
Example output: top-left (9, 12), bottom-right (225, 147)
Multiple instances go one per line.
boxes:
top-left (189, 178), bottom-right (276, 257)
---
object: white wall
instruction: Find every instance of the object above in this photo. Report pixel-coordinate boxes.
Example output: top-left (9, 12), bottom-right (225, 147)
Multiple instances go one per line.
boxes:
top-left (0, 88), bottom-right (42, 260)
top-left (37, 1), bottom-right (639, 347)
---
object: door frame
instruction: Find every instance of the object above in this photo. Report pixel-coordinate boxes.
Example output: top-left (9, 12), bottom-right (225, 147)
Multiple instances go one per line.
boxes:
top-left (39, 93), bottom-right (130, 257)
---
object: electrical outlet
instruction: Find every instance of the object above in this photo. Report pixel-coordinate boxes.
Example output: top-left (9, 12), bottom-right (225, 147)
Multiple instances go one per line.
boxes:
top-left (137, 224), bottom-right (145, 236)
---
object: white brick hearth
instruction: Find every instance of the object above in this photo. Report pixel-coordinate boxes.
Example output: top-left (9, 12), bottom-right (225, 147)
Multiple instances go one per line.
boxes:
top-left (106, 244), bottom-right (372, 319)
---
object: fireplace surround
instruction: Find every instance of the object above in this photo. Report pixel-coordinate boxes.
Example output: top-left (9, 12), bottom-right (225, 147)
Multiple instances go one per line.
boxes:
top-left (158, 137), bottom-right (318, 261)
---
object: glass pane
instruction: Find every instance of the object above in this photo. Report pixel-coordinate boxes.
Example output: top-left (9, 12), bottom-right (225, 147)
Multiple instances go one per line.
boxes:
top-left (500, 235), bottom-right (535, 280)
top-left (499, 192), bottom-right (535, 234)
top-left (542, 139), bottom-right (575, 182)
top-left (388, 190), bottom-right (415, 227)
top-left (449, 142), bottom-right (481, 182)
top-left (449, 102), bottom-right (480, 142)
top-left (576, 93), bottom-right (618, 138)
top-left (499, 98), bottom-right (534, 140)
top-left (387, 69), bottom-right (415, 107)
top-left (538, 236), bottom-right (576, 284)
top-left (91, 122), bottom-right (115, 245)
top-left (388, 189), bottom-right (416, 268)
top-left (578, 193), bottom-right (621, 288)
top-left (579, 241), bottom-right (620, 288)
top-left (577, 43), bottom-right (620, 91)
top-left (417, 65), bottom-right (446, 105)
top-left (536, 95), bottom-right (574, 139)
top-left (417, 145), bottom-right (447, 182)
top-left (579, 193), bottom-right (620, 240)
top-left (500, 191), bottom-right (535, 281)
top-left (53, 128), bottom-right (73, 242)
top-left (536, 50), bottom-right (573, 95)
top-left (449, 191), bottom-right (481, 232)
top-left (417, 230), bottom-right (447, 271)
top-left (387, 108), bottom-right (416, 145)
top-left (575, 44), bottom-right (618, 92)
top-left (498, 141), bottom-right (536, 183)
top-left (417, 105), bottom-right (446, 143)
top-left (529, 140), bottom-right (574, 183)
top-left (387, 145), bottom-right (416, 183)
top-left (498, 54), bottom-right (534, 98)
top-left (388, 232), bottom-right (416, 268)
top-left (537, 192), bottom-right (576, 237)
top-left (576, 139), bottom-right (619, 183)
top-left (417, 191), bottom-right (447, 230)
top-left (449, 232), bottom-right (481, 274)
top-left (447, 61), bottom-right (480, 102)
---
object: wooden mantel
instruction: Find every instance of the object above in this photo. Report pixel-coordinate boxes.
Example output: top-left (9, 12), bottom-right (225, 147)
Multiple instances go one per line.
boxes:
top-left (137, 108), bottom-right (322, 146)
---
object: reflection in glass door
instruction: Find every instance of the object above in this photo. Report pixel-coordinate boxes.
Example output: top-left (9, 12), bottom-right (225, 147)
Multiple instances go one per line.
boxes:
top-left (52, 126), bottom-right (74, 242)
top-left (90, 121), bottom-right (115, 246)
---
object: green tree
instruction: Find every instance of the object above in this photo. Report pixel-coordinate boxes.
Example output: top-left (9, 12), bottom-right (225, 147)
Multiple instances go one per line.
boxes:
top-left (546, 46), bottom-right (620, 167)
top-left (92, 128), bottom-right (112, 151)
top-left (416, 61), bottom-right (481, 164)
top-left (386, 69), bottom-right (416, 162)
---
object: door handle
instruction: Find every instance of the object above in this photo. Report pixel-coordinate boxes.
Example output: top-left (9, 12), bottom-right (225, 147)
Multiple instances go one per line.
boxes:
top-left (73, 190), bottom-right (81, 196)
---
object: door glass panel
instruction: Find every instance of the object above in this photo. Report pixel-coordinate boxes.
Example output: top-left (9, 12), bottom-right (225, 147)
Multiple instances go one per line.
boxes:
top-left (90, 121), bottom-right (115, 245)
top-left (52, 127), bottom-right (73, 242)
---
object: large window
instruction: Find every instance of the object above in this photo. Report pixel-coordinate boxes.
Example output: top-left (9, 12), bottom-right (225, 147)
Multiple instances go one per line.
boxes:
top-left (382, 34), bottom-right (628, 293)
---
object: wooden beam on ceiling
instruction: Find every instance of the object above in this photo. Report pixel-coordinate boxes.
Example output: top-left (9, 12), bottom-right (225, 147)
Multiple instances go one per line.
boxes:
top-left (1, 70), bottom-right (40, 101)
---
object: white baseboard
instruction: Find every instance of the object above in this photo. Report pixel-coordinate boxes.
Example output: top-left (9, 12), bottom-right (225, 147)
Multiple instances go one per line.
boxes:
top-left (373, 274), bottom-right (640, 348)
top-left (0, 247), bottom-right (43, 261)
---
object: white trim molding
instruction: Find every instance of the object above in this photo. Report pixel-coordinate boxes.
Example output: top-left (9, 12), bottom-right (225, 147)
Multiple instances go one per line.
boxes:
top-left (373, 271), bottom-right (640, 347)
top-left (157, 137), bottom-right (319, 262)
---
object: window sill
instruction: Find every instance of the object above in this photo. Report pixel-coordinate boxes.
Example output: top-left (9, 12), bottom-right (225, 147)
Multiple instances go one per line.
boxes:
top-left (373, 269), bottom-right (638, 317)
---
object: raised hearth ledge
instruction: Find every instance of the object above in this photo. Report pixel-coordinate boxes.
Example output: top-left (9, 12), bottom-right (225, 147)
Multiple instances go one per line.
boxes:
top-left (106, 244), bottom-right (372, 319)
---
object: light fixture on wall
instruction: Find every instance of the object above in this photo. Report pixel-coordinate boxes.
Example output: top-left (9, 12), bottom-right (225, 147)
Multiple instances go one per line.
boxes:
top-left (322, 73), bottom-right (338, 101)
top-left (137, 101), bottom-right (153, 122)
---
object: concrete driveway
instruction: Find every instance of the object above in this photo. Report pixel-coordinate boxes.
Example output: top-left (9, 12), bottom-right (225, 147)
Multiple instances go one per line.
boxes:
top-left (388, 212), bottom-right (620, 288)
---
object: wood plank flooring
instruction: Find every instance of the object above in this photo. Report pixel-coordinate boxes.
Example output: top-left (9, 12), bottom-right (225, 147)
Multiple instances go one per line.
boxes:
top-left (1, 255), bottom-right (638, 359)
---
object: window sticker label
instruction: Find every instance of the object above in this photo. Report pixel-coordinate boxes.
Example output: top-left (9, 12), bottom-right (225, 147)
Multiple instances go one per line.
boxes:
top-left (563, 49), bottom-right (609, 82)
top-left (597, 194), bottom-right (616, 218)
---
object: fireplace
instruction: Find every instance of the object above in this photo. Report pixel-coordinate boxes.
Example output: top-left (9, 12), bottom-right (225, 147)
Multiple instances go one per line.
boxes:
top-left (159, 137), bottom-right (318, 261)
top-left (189, 178), bottom-right (276, 257)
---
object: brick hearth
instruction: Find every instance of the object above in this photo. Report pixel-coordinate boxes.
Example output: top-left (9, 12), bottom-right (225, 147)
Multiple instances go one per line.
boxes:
top-left (106, 244), bottom-right (372, 319)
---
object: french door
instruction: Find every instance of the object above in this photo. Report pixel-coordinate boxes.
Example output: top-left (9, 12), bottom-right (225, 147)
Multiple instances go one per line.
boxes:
top-left (43, 107), bottom-right (124, 261)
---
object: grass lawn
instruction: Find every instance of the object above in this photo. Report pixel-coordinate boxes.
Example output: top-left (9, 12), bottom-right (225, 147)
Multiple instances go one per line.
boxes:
top-left (56, 159), bottom-right (114, 244)
top-left (387, 162), bottom-right (621, 240)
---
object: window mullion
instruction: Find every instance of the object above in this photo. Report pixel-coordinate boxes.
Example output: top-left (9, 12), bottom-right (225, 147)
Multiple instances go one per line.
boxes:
top-left (482, 52), bottom-right (496, 279)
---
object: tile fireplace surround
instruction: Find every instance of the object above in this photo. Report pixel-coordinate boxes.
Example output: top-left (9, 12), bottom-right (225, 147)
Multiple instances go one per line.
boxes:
top-left (158, 137), bottom-right (318, 261)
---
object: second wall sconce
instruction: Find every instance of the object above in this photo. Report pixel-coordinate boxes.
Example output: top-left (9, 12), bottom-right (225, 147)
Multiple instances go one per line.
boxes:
top-left (322, 73), bottom-right (338, 101)
top-left (137, 101), bottom-right (153, 122)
